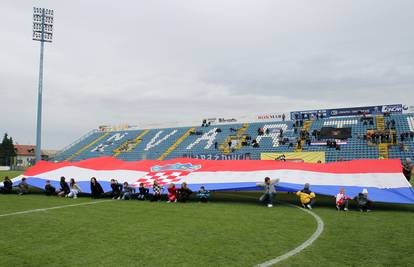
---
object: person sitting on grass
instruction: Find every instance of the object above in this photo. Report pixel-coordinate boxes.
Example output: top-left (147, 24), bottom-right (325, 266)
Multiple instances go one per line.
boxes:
top-left (196, 186), bottom-right (210, 202)
top-left (335, 188), bottom-right (351, 211)
top-left (16, 177), bottom-right (29, 195)
top-left (109, 179), bottom-right (122, 199)
top-left (296, 183), bottom-right (316, 209)
top-left (151, 180), bottom-right (163, 202)
top-left (57, 176), bottom-right (70, 197)
top-left (177, 182), bottom-right (193, 202)
top-left (121, 182), bottom-right (135, 200)
top-left (256, 177), bottom-right (279, 208)
top-left (90, 177), bottom-right (104, 198)
top-left (137, 183), bottom-right (149, 200)
top-left (44, 180), bottom-right (56, 196)
top-left (167, 183), bottom-right (177, 203)
top-left (67, 178), bottom-right (81, 199)
top-left (354, 189), bottom-right (372, 212)
top-left (1, 176), bottom-right (13, 194)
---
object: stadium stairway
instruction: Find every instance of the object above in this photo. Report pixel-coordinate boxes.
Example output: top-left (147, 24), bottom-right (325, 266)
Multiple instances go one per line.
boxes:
top-left (376, 115), bottom-right (385, 131)
top-left (378, 143), bottom-right (389, 159)
top-left (65, 131), bottom-right (112, 161)
top-left (295, 120), bottom-right (313, 152)
top-left (158, 127), bottom-right (196, 160)
top-left (219, 123), bottom-right (249, 154)
top-left (113, 130), bottom-right (150, 157)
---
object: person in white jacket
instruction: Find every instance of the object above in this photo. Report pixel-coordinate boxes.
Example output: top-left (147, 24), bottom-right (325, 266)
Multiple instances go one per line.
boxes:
top-left (335, 188), bottom-right (350, 211)
top-left (67, 178), bottom-right (81, 199)
top-left (256, 177), bottom-right (280, 208)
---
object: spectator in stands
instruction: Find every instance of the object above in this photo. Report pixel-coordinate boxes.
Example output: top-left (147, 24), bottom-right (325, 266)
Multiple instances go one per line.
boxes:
top-left (297, 139), bottom-right (302, 149)
top-left (276, 154), bottom-right (286, 161)
top-left (402, 158), bottom-right (412, 181)
top-left (177, 182), bottom-right (193, 202)
top-left (67, 178), bottom-right (81, 199)
top-left (167, 183), bottom-right (177, 203)
top-left (110, 179), bottom-right (122, 199)
top-left (335, 144), bottom-right (341, 151)
top-left (44, 180), bottom-right (56, 196)
top-left (137, 183), bottom-right (149, 200)
top-left (296, 183), bottom-right (316, 209)
top-left (0, 176), bottom-right (13, 194)
top-left (58, 176), bottom-right (70, 197)
top-left (90, 177), bottom-right (104, 198)
top-left (335, 188), bottom-right (350, 211)
top-left (197, 186), bottom-right (210, 202)
top-left (256, 177), bottom-right (279, 208)
top-left (121, 182), bottom-right (135, 200)
top-left (354, 189), bottom-right (372, 212)
top-left (282, 114), bottom-right (286, 121)
top-left (151, 180), bottom-right (163, 202)
top-left (16, 177), bottom-right (29, 195)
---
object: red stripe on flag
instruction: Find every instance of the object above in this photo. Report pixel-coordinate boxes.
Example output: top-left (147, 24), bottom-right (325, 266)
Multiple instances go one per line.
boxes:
top-left (23, 157), bottom-right (403, 177)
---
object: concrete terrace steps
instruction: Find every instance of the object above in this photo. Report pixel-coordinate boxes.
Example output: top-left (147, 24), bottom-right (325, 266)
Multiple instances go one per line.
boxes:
top-left (113, 130), bottom-right (150, 157)
top-left (65, 131), bottom-right (112, 161)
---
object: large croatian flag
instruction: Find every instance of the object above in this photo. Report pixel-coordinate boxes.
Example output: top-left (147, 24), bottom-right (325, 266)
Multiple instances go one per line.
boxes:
top-left (11, 157), bottom-right (414, 204)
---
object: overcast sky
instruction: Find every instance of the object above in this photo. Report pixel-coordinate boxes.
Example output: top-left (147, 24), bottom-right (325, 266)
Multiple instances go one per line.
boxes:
top-left (1, 0), bottom-right (413, 149)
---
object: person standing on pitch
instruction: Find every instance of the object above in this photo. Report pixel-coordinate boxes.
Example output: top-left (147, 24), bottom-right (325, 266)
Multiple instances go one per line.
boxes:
top-left (256, 177), bottom-right (280, 208)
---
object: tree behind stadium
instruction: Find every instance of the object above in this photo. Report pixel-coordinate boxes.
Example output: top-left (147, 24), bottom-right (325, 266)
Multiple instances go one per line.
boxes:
top-left (0, 133), bottom-right (16, 166)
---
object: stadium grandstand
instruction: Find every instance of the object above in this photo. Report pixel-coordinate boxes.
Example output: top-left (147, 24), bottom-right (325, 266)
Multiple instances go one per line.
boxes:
top-left (51, 104), bottom-right (414, 164)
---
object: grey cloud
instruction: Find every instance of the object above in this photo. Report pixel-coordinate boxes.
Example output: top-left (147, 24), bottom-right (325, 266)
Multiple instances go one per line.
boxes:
top-left (1, 0), bottom-right (413, 149)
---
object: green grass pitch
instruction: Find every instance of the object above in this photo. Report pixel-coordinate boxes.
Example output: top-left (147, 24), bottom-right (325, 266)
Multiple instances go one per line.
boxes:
top-left (0, 171), bottom-right (413, 266)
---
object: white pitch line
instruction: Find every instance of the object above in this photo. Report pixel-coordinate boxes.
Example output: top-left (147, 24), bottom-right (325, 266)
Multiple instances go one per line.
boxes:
top-left (221, 193), bottom-right (324, 267)
top-left (256, 203), bottom-right (324, 267)
top-left (0, 200), bottom-right (110, 218)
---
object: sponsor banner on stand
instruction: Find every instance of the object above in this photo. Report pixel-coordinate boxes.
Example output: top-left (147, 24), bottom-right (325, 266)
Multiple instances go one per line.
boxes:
top-left (261, 152), bottom-right (326, 163)
top-left (184, 153), bottom-right (250, 160)
top-left (403, 104), bottom-right (414, 114)
top-left (291, 104), bottom-right (404, 120)
top-left (256, 113), bottom-right (287, 121)
top-left (311, 141), bottom-right (347, 146)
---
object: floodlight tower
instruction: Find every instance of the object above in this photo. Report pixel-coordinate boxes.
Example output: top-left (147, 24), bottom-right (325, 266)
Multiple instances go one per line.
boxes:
top-left (33, 7), bottom-right (54, 162)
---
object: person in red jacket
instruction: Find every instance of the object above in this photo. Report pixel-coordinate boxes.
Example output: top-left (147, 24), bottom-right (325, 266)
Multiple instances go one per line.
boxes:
top-left (167, 183), bottom-right (177, 203)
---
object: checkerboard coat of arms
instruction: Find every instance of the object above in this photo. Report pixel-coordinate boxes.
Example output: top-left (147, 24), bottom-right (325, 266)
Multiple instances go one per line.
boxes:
top-left (132, 163), bottom-right (201, 188)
